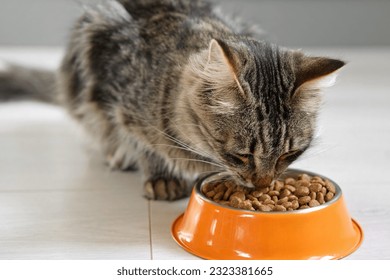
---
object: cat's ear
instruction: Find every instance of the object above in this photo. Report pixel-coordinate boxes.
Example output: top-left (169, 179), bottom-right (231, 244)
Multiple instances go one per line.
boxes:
top-left (291, 53), bottom-right (345, 113)
top-left (205, 39), bottom-right (246, 96)
top-left (293, 53), bottom-right (345, 92)
top-left (184, 39), bottom-right (246, 114)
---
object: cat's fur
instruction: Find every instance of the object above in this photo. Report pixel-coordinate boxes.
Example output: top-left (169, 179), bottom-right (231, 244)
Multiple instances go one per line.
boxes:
top-left (0, 0), bottom-right (345, 200)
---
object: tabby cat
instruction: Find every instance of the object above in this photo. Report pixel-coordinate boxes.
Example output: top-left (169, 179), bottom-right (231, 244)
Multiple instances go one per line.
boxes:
top-left (0, 0), bottom-right (344, 200)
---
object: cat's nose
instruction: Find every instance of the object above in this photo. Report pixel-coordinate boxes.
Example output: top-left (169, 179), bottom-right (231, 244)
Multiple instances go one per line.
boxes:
top-left (253, 175), bottom-right (273, 188)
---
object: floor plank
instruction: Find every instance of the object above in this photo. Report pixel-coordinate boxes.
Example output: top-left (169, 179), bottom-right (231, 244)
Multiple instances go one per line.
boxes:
top-left (1, 47), bottom-right (390, 260)
top-left (150, 199), bottom-right (199, 260)
top-left (0, 102), bottom-right (151, 259)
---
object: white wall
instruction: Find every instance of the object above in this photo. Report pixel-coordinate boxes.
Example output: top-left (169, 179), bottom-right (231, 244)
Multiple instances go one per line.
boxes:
top-left (0, 0), bottom-right (389, 47)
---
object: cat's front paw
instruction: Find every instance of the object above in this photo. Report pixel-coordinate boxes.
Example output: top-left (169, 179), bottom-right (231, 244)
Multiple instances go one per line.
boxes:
top-left (143, 178), bottom-right (188, 200)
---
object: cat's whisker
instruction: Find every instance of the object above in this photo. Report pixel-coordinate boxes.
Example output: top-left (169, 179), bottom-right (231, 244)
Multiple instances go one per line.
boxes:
top-left (169, 120), bottom-right (218, 160)
top-left (147, 124), bottom-right (218, 163)
top-left (169, 157), bottom-right (225, 169)
top-left (150, 143), bottom-right (214, 160)
top-left (121, 118), bottom-right (226, 171)
top-left (195, 170), bottom-right (222, 176)
top-left (122, 113), bottom-right (208, 157)
top-left (150, 143), bottom-right (212, 158)
top-left (131, 122), bottom-right (217, 165)
top-left (152, 128), bottom-right (210, 158)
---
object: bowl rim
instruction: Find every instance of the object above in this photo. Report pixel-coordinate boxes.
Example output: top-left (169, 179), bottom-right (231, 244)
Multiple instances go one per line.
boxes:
top-left (195, 168), bottom-right (342, 215)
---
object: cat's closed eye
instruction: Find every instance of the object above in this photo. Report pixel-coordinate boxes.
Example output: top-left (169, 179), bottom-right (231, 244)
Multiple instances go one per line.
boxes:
top-left (223, 152), bottom-right (251, 166)
top-left (276, 149), bottom-right (305, 170)
top-left (236, 153), bottom-right (253, 158)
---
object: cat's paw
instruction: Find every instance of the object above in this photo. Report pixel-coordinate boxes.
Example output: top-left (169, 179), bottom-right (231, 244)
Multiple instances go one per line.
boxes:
top-left (143, 178), bottom-right (188, 200)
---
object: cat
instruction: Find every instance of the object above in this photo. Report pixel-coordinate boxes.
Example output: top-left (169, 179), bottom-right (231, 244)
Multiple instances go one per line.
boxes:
top-left (0, 0), bottom-right (344, 200)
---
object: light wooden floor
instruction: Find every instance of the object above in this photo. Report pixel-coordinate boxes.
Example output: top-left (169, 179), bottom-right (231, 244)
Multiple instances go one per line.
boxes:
top-left (0, 47), bottom-right (389, 260)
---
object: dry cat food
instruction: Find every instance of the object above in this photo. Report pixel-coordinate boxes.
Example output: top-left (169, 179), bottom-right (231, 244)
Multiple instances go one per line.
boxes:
top-left (201, 173), bottom-right (337, 212)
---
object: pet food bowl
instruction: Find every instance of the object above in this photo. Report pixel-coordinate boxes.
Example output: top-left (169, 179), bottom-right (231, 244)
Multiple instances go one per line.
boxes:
top-left (171, 169), bottom-right (363, 260)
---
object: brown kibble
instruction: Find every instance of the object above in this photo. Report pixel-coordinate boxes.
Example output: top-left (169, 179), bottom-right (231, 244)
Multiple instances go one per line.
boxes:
top-left (325, 192), bottom-right (334, 202)
top-left (251, 190), bottom-right (262, 198)
top-left (259, 194), bottom-right (271, 202)
top-left (284, 184), bottom-right (296, 193)
top-left (263, 199), bottom-right (275, 205)
top-left (309, 199), bottom-right (321, 207)
top-left (252, 200), bottom-right (262, 210)
top-left (282, 201), bottom-right (292, 209)
top-left (284, 177), bottom-right (296, 185)
top-left (259, 205), bottom-right (272, 212)
top-left (224, 180), bottom-right (236, 189)
top-left (213, 191), bottom-right (224, 201)
top-left (311, 176), bottom-right (325, 185)
top-left (202, 183), bottom-right (215, 193)
top-left (274, 205), bottom-right (287, 212)
top-left (277, 196), bottom-right (288, 205)
top-left (235, 185), bottom-right (246, 192)
top-left (310, 175), bottom-right (325, 184)
top-left (268, 190), bottom-right (280, 196)
top-left (291, 200), bottom-right (299, 210)
top-left (258, 187), bottom-right (270, 194)
top-left (280, 189), bottom-right (291, 198)
top-left (214, 184), bottom-right (227, 193)
top-left (239, 200), bottom-right (253, 210)
top-left (298, 173), bottom-right (311, 181)
top-left (202, 172), bottom-right (336, 212)
top-left (230, 191), bottom-right (245, 201)
top-left (325, 180), bottom-right (336, 194)
top-left (298, 196), bottom-right (311, 205)
top-left (206, 190), bottom-right (216, 198)
top-left (247, 194), bottom-right (258, 201)
top-left (230, 196), bottom-right (241, 208)
top-left (273, 181), bottom-right (284, 191)
top-left (317, 192), bottom-right (325, 204)
top-left (295, 186), bottom-right (310, 197)
top-left (223, 186), bottom-right (234, 201)
top-left (296, 180), bottom-right (310, 188)
top-left (309, 182), bottom-right (323, 192)
top-left (219, 200), bottom-right (230, 206)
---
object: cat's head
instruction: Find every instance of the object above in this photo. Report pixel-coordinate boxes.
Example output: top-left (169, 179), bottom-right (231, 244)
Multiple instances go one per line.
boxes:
top-left (180, 38), bottom-right (344, 187)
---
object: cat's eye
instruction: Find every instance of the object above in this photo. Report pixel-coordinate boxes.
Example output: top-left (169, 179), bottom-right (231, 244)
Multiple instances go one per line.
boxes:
top-left (224, 153), bottom-right (251, 166)
top-left (277, 149), bottom-right (304, 164)
top-left (236, 153), bottom-right (252, 158)
top-left (275, 150), bottom-right (303, 171)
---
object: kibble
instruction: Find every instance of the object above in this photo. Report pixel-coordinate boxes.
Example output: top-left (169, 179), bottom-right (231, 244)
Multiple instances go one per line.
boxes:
top-left (295, 186), bottom-right (310, 196)
top-left (202, 173), bottom-right (337, 212)
top-left (309, 182), bottom-right (322, 192)
top-left (274, 205), bottom-right (287, 212)
top-left (309, 199), bottom-right (321, 207)
top-left (325, 192), bottom-right (334, 202)
top-left (317, 192), bottom-right (325, 204)
top-left (298, 195), bottom-right (311, 205)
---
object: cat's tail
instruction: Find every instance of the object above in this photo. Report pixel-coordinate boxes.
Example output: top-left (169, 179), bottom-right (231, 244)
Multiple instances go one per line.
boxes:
top-left (0, 63), bottom-right (58, 104)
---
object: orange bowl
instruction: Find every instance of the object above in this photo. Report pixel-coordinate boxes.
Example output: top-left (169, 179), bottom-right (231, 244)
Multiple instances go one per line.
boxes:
top-left (171, 169), bottom-right (363, 260)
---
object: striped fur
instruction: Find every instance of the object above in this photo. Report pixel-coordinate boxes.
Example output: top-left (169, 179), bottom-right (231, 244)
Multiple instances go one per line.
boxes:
top-left (1, 0), bottom-right (345, 199)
